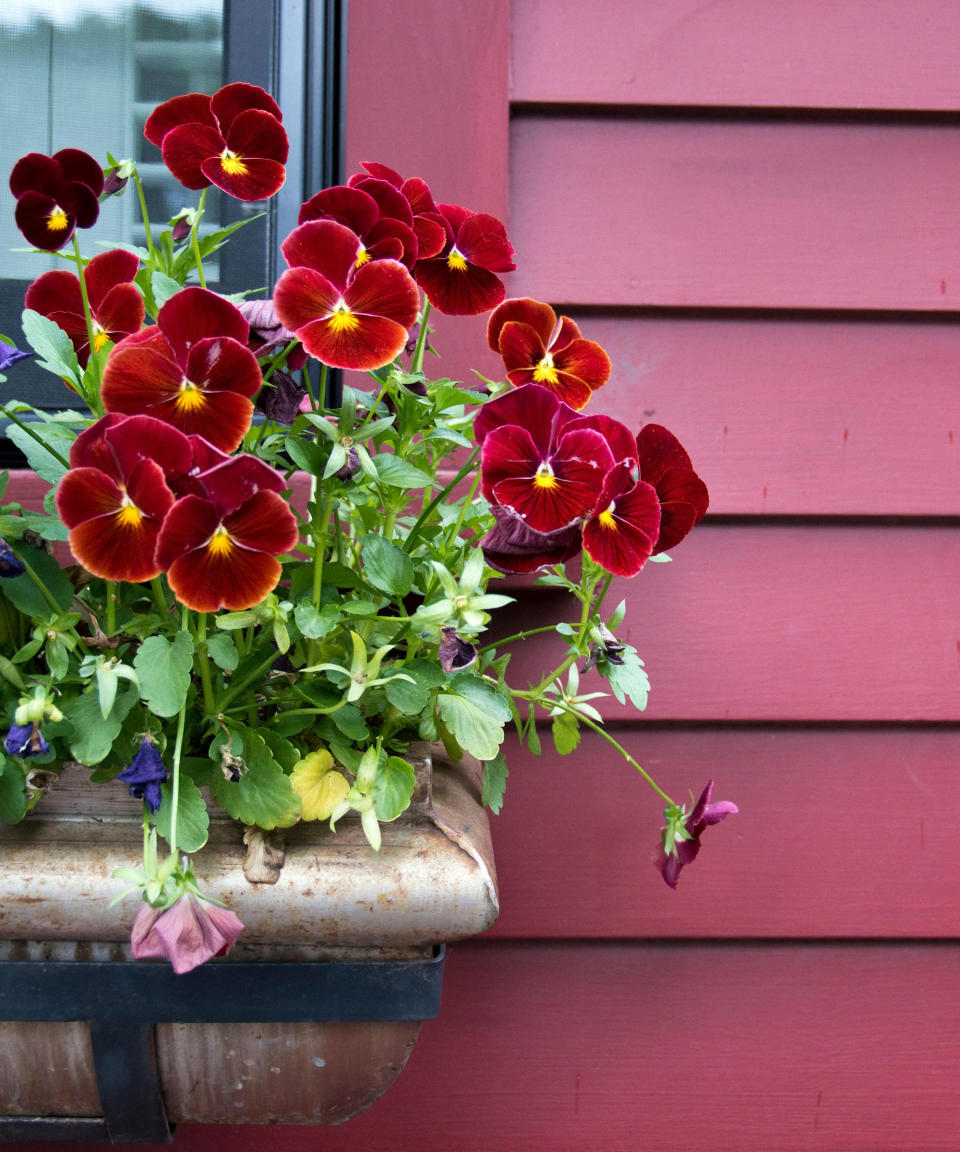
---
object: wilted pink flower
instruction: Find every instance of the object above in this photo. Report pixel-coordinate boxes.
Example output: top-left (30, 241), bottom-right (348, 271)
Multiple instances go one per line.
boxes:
top-left (130, 892), bottom-right (244, 974)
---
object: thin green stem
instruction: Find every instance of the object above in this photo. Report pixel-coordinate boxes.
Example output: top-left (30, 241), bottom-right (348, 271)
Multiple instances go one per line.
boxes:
top-left (190, 188), bottom-right (208, 287)
top-left (70, 234), bottom-right (101, 411)
top-left (105, 581), bottom-right (116, 636)
top-left (150, 576), bottom-right (168, 617)
top-left (410, 299), bottom-right (432, 375)
top-left (477, 625), bottom-right (559, 654)
top-left (0, 406), bottom-right (70, 468)
top-left (404, 446), bottom-right (480, 551)
top-left (13, 550), bottom-right (67, 616)
top-left (132, 168), bottom-right (157, 266)
top-left (168, 605), bottom-right (191, 859)
top-left (217, 651), bottom-right (278, 713)
top-left (195, 612), bottom-right (216, 716)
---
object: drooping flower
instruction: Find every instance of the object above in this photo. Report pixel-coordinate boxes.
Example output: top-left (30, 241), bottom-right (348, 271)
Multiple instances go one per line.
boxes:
top-left (636, 424), bottom-right (709, 554)
top-left (476, 385), bottom-right (627, 534)
top-left (0, 341), bottom-right (30, 374)
top-left (273, 220), bottom-right (419, 371)
top-left (130, 892), bottom-right (244, 974)
top-left (656, 780), bottom-right (738, 889)
top-left (581, 463), bottom-right (662, 578)
top-left (414, 202), bottom-right (515, 316)
top-left (439, 627), bottom-right (479, 673)
top-left (25, 249), bottom-right (144, 368)
top-left (117, 738), bottom-right (168, 813)
top-left (4, 723), bottom-right (49, 759)
top-left (480, 508), bottom-right (582, 574)
top-left (156, 450), bottom-right (298, 613)
top-left (299, 183), bottom-right (419, 269)
top-left (100, 287), bottom-right (262, 452)
top-left (143, 82), bottom-right (288, 201)
top-left (486, 297), bottom-right (611, 410)
top-left (56, 414), bottom-right (192, 583)
top-left (9, 148), bottom-right (103, 251)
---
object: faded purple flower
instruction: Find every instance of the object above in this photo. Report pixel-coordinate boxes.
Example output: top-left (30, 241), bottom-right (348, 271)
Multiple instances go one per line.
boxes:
top-left (117, 738), bottom-right (168, 813)
top-left (255, 368), bottom-right (307, 423)
top-left (439, 627), bottom-right (478, 672)
top-left (582, 622), bottom-right (625, 673)
top-left (4, 723), bottom-right (49, 758)
top-left (130, 891), bottom-right (244, 974)
top-left (656, 779), bottom-right (738, 889)
top-left (0, 537), bottom-right (25, 578)
top-left (0, 342), bottom-right (29, 373)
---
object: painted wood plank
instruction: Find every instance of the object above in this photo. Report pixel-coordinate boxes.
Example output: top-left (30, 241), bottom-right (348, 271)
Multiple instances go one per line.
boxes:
top-left (512, 0), bottom-right (960, 112)
top-left (564, 313), bottom-right (960, 516)
top-left (510, 116), bottom-right (960, 311)
top-left (154, 942), bottom-right (960, 1152)
top-left (486, 727), bottom-right (960, 939)
top-left (492, 525), bottom-right (960, 722)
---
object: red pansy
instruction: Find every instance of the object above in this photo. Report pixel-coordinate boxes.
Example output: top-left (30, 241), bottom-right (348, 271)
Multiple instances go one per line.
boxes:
top-left (100, 287), bottom-right (261, 452)
top-left (635, 424), bottom-right (709, 553)
top-left (486, 297), bottom-right (611, 410)
top-left (25, 249), bottom-right (144, 369)
top-left (273, 220), bottom-right (419, 371)
top-left (144, 82), bottom-right (288, 201)
top-left (350, 162), bottom-right (447, 260)
top-left (582, 463), bottom-right (661, 578)
top-left (299, 184), bottom-right (419, 269)
top-left (9, 148), bottom-right (103, 251)
top-left (413, 203), bottom-right (515, 316)
top-left (56, 415), bottom-right (191, 583)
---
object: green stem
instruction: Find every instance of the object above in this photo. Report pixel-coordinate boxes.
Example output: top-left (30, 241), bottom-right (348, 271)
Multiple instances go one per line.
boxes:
top-left (0, 406), bottom-right (70, 468)
top-left (410, 299), bottom-right (432, 375)
top-left (190, 188), bottom-right (208, 287)
top-left (150, 576), bottom-right (168, 617)
top-left (70, 235), bottom-right (101, 412)
top-left (404, 446), bottom-right (480, 552)
top-left (105, 581), bottom-right (116, 636)
top-left (477, 625), bottom-right (559, 654)
top-left (132, 168), bottom-right (157, 267)
top-left (195, 612), bottom-right (216, 716)
top-left (217, 652), bottom-right (278, 713)
top-left (13, 550), bottom-right (68, 616)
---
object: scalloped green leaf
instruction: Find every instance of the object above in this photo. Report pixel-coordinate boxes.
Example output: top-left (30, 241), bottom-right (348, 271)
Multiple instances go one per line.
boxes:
top-left (208, 728), bottom-right (302, 830)
top-left (152, 773), bottom-right (210, 853)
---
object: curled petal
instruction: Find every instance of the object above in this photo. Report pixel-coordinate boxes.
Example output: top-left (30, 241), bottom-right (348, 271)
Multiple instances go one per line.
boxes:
top-left (143, 92), bottom-right (216, 147)
top-left (481, 508), bottom-right (581, 574)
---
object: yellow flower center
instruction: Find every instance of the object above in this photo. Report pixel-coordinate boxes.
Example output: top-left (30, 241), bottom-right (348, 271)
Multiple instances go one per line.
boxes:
top-left (534, 463), bottom-right (557, 489)
top-left (116, 496), bottom-right (143, 528)
top-left (47, 205), bottom-right (69, 232)
top-left (91, 327), bottom-right (109, 353)
top-left (532, 353), bottom-right (559, 386)
top-left (207, 526), bottom-right (234, 556)
top-left (355, 245), bottom-right (371, 267)
top-left (220, 150), bottom-right (248, 176)
top-left (446, 247), bottom-right (468, 272)
top-left (598, 503), bottom-right (618, 531)
top-left (175, 380), bottom-right (207, 413)
top-left (328, 301), bottom-right (360, 332)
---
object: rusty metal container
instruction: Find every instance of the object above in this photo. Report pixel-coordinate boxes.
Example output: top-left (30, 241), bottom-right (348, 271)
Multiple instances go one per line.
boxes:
top-left (0, 743), bottom-right (498, 1139)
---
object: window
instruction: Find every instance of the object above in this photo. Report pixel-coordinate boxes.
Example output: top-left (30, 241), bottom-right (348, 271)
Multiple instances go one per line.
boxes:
top-left (0, 0), bottom-right (345, 452)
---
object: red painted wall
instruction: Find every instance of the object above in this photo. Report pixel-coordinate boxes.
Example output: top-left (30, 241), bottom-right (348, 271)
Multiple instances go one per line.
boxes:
top-left (28, 2), bottom-right (960, 1149)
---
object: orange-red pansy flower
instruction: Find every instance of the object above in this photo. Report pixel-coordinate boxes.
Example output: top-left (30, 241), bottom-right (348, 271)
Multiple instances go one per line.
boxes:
top-left (100, 287), bottom-right (261, 452)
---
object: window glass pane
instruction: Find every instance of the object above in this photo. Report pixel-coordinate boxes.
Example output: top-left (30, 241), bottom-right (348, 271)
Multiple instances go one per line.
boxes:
top-left (1, 0), bottom-right (224, 282)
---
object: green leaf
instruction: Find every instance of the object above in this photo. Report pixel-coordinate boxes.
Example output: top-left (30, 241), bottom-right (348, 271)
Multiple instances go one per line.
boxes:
top-left (5, 422), bottom-right (71, 484)
top-left (384, 658), bottom-right (443, 715)
top-left (481, 751), bottom-right (509, 814)
top-left (20, 310), bottom-right (81, 388)
top-left (0, 756), bottom-right (27, 823)
top-left (206, 632), bottom-right (239, 671)
top-left (330, 703), bottom-right (369, 742)
top-left (284, 434), bottom-right (327, 476)
top-left (603, 644), bottom-right (650, 712)
top-left (135, 632), bottom-right (195, 717)
top-left (361, 534), bottom-right (414, 598)
top-left (294, 600), bottom-right (340, 639)
top-left (372, 755), bottom-right (415, 821)
top-left (68, 683), bottom-right (138, 765)
top-left (551, 712), bottom-right (580, 755)
top-left (369, 453), bottom-right (433, 489)
top-left (437, 673), bottom-right (512, 761)
top-left (151, 773), bottom-right (210, 853)
top-left (208, 728), bottom-right (302, 829)
top-left (0, 547), bottom-right (74, 615)
top-left (150, 271), bottom-right (181, 311)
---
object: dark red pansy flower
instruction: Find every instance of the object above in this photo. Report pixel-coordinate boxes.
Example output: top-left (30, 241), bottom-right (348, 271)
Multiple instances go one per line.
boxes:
top-left (156, 467), bottom-right (298, 613)
top-left (144, 82), bottom-right (288, 201)
top-left (273, 220), bottom-right (419, 371)
top-left (350, 162), bottom-right (447, 259)
top-left (100, 287), bottom-right (262, 452)
top-left (413, 202), bottom-right (515, 316)
top-left (582, 463), bottom-right (661, 578)
top-left (486, 298), bottom-right (611, 411)
top-left (656, 780), bottom-right (738, 889)
top-left (477, 384), bottom-right (616, 534)
top-left (636, 424), bottom-right (709, 553)
top-left (299, 184), bottom-right (419, 270)
top-left (9, 148), bottom-right (103, 251)
top-left (56, 414), bottom-right (192, 583)
top-left (480, 507), bottom-right (582, 575)
top-left (25, 249), bottom-right (144, 369)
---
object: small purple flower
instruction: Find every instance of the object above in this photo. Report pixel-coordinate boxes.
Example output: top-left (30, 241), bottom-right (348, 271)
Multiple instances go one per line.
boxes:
top-left (117, 738), bottom-right (168, 813)
top-left (102, 167), bottom-right (129, 197)
top-left (4, 722), bottom-right (50, 758)
top-left (0, 537), bottom-right (25, 578)
top-left (656, 779), bottom-right (738, 889)
top-left (439, 627), bottom-right (478, 672)
top-left (0, 342), bottom-right (29, 373)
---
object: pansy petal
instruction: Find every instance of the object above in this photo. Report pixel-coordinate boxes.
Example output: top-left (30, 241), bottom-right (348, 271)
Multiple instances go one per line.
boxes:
top-left (553, 337), bottom-right (611, 393)
top-left (83, 248), bottom-right (140, 311)
top-left (295, 313), bottom-right (410, 371)
top-left (94, 283), bottom-right (146, 346)
top-left (159, 287), bottom-right (250, 361)
top-left (583, 473), bottom-right (661, 578)
top-left (273, 266), bottom-right (342, 333)
top-left (487, 298), bottom-right (557, 353)
top-left (411, 212), bottom-right (447, 260)
top-left (201, 154), bottom-right (286, 201)
top-left (454, 212), bottom-right (515, 273)
top-left (185, 335), bottom-right (263, 399)
top-left (194, 454), bottom-right (287, 517)
top-left (223, 489), bottom-right (299, 555)
top-left (168, 544), bottom-right (283, 613)
top-left (565, 413), bottom-right (638, 469)
top-left (498, 320), bottom-right (548, 378)
top-left (299, 184), bottom-right (380, 232)
top-left (211, 81), bottom-right (282, 132)
top-left (101, 335), bottom-right (183, 413)
top-left (349, 176), bottom-right (414, 227)
top-left (343, 259), bottom-right (419, 327)
top-left (14, 191), bottom-right (76, 251)
top-left (481, 508), bottom-right (581, 574)
top-left (280, 219), bottom-right (359, 286)
top-left (9, 153), bottom-right (61, 199)
top-left (104, 414), bottom-right (193, 481)
top-left (152, 387), bottom-right (254, 453)
top-left (161, 122), bottom-right (225, 190)
top-left (143, 92), bottom-right (215, 147)
top-left (25, 269), bottom-right (82, 318)
top-left (415, 257), bottom-right (506, 316)
top-left (473, 382), bottom-right (563, 450)
top-left (155, 494), bottom-right (218, 569)
top-left (54, 148), bottom-right (104, 197)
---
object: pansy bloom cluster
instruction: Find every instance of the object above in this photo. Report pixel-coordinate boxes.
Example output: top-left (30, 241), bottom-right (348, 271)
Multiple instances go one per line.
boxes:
top-left (0, 81), bottom-right (735, 973)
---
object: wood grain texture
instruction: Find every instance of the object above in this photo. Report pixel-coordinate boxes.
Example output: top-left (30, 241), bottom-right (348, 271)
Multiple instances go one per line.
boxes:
top-left (510, 116), bottom-right (960, 311)
top-left (485, 728), bottom-right (960, 939)
top-left (511, 0), bottom-right (960, 111)
top-left (494, 525), bottom-right (960, 722)
top-left (117, 941), bottom-right (960, 1152)
top-left (567, 313), bottom-right (960, 516)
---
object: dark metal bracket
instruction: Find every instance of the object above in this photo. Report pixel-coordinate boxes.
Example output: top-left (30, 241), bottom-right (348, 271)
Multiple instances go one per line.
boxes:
top-left (0, 949), bottom-right (445, 1145)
